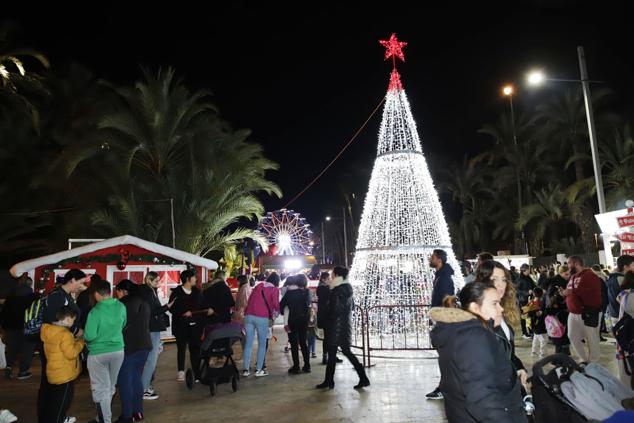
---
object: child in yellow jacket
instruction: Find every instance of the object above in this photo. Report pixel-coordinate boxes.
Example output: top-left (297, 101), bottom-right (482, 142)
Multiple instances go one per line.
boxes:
top-left (39, 305), bottom-right (85, 423)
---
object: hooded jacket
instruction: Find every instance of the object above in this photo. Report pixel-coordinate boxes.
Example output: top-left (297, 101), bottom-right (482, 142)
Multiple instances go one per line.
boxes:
top-left (431, 263), bottom-right (455, 307)
top-left (41, 323), bottom-right (85, 384)
top-left (325, 276), bottom-right (354, 347)
top-left (430, 307), bottom-right (527, 423)
top-left (84, 297), bottom-right (127, 356)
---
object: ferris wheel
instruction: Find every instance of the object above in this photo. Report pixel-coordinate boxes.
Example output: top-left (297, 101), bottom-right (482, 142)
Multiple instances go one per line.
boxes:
top-left (258, 209), bottom-right (313, 256)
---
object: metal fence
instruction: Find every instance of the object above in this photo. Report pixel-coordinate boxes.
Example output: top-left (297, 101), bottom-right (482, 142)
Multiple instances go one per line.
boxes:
top-left (347, 303), bottom-right (433, 367)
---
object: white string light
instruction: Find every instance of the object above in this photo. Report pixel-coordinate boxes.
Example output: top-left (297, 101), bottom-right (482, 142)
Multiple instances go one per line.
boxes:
top-left (350, 73), bottom-right (465, 348)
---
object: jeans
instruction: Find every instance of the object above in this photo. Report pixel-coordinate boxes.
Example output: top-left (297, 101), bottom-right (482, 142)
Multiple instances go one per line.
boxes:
top-left (568, 313), bottom-right (600, 362)
top-left (4, 329), bottom-right (36, 373)
top-left (324, 343), bottom-right (366, 384)
top-left (308, 334), bottom-right (316, 354)
top-left (141, 332), bottom-right (162, 390)
top-left (243, 315), bottom-right (269, 371)
top-left (288, 319), bottom-right (309, 369)
top-left (41, 381), bottom-right (74, 423)
top-left (117, 349), bottom-right (149, 419)
top-left (87, 351), bottom-right (125, 423)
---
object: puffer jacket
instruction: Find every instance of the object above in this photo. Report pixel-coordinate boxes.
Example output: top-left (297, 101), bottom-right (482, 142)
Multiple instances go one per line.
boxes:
top-left (325, 277), bottom-right (353, 347)
top-left (430, 307), bottom-right (527, 423)
top-left (41, 323), bottom-right (85, 384)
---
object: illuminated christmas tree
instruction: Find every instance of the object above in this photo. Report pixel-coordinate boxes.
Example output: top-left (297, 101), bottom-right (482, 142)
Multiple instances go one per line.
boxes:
top-left (350, 34), bottom-right (464, 347)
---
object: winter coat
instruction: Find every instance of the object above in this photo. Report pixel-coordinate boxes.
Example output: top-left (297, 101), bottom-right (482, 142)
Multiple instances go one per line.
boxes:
top-left (0, 285), bottom-right (36, 330)
top-left (494, 321), bottom-right (526, 371)
top-left (202, 279), bottom-right (235, 324)
top-left (431, 263), bottom-right (455, 308)
top-left (232, 284), bottom-right (252, 325)
top-left (280, 288), bottom-right (311, 324)
top-left (120, 294), bottom-right (152, 354)
top-left (40, 323), bottom-right (85, 384)
top-left (430, 307), bottom-right (527, 423)
top-left (138, 284), bottom-right (169, 332)
top-left (607, 272), bottom-right (625, 319)
top-left (515, 274), bottom-right (534, 305)
top-left (325, 277), bottom-right (354, 347)
top-left (316, 283), bottom-right (330, 329)
top-left (168, 285), bottom-right (204, 339)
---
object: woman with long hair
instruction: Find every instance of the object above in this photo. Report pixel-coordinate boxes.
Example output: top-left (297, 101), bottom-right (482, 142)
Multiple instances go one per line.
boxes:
top-left (476, 260), bottom-right (528, 389)
top-left (430, 282), bottom-right (527, 422)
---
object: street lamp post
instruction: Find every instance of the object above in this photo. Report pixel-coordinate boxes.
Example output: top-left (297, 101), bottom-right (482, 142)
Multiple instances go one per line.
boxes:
top-left (322, 215), bottom-right (331, 264)
top-left (502, 85), bottom-right (528, 254)
top-left (526, 45), bottom-right (606, 214)
top-left (342, 206), bottom-right (348, 267)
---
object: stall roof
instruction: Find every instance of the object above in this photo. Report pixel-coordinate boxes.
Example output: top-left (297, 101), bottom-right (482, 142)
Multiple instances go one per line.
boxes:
top-left (10, 235), bottom-right (218, 276)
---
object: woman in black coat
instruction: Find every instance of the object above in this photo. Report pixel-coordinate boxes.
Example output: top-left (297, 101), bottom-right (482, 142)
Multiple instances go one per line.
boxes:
top-left (1, 277), bottom-right (36, 379)
top-left (168, 270), bottom-right (210, 381)
top-left (316, 271), bottom-right (341, 365)
top-left (280, 274), bottom-right (311, 373)
top-left (316, 266), bottom-right (369, 390)
top-left (430, 282), bottom-right (527, 423)
top-left (202, 270), bottom-right (235, 324)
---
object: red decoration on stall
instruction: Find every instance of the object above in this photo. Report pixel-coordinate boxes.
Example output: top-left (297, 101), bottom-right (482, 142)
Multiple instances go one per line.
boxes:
top-left (117, 261), bottom-right (127, 270)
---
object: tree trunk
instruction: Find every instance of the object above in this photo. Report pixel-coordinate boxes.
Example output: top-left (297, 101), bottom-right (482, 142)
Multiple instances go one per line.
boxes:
top-left (575, 207), bottom-right (598, 254)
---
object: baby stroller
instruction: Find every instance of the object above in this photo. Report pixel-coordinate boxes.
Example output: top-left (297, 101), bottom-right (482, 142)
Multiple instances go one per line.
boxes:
top-left (532, 354), bottom-right (634, 422)
top-left (186, 322), bottom-right (243, 397)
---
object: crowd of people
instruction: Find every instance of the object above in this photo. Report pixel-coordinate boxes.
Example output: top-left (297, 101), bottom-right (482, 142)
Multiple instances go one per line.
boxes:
top-left (0, 264), bottom-right (370, 423)
top-left (3, 250), bottom-right (634, 422)
top-left (429, 250), bottom-right (634, 422)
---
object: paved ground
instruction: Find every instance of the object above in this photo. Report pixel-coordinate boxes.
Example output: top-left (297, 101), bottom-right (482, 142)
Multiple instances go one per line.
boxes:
top-left (0, 328), bottom-right (620, 422)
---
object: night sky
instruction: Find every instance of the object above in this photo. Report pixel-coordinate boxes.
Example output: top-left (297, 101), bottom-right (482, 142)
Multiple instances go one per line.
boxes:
top-left (10, 1), bottom-right (634, 227)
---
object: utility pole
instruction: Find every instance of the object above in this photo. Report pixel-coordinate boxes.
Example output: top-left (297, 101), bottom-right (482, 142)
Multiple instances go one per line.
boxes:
top-left (342, 206), bottom-right (348, 267)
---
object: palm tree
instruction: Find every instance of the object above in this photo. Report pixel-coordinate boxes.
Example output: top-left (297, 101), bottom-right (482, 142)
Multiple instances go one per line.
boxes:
top-left (438, 156), bottom-right (492, 257)
top-left (86, 68), bottom-right (281, 255)
top-left (534, 87), bottom-right (612, 183)
top-left (517, 183), bottom-right (569, 254)
top-left (0, 22), bottom-right (49, 126)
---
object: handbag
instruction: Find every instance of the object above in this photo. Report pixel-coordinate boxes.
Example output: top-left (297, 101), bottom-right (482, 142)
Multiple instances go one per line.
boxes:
top-left (261, 288), bottom-right (274, 328)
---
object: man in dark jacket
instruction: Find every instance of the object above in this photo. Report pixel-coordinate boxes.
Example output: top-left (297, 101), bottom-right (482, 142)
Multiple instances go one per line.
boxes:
top-left (137, 271), bottom-right (173, 400)
top-left (607, 255), bottom-right (634, 326)
top-left (316, 266), bottom-right (369, 390)
top-left (426, 249), bottom-right (456, 400)
top-left (429, 249), bottom-right (455, 308)
top-left (116, 280), bottom-right (152, 423)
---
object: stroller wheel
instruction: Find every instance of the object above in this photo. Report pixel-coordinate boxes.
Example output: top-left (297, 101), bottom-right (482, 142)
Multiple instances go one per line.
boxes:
top-left (185, 369), bottom-right (194, 390)
top-left (231, 376), bottom-right (239, 392)
top-left (209, 379), bottom-right (217, 397)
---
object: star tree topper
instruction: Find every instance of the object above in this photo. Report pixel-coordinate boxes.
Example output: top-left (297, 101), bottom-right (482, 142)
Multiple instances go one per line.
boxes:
top-left (379, 33), bottom-right (407, 91)
top-left (379, 33), bottom-right (407, 66)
